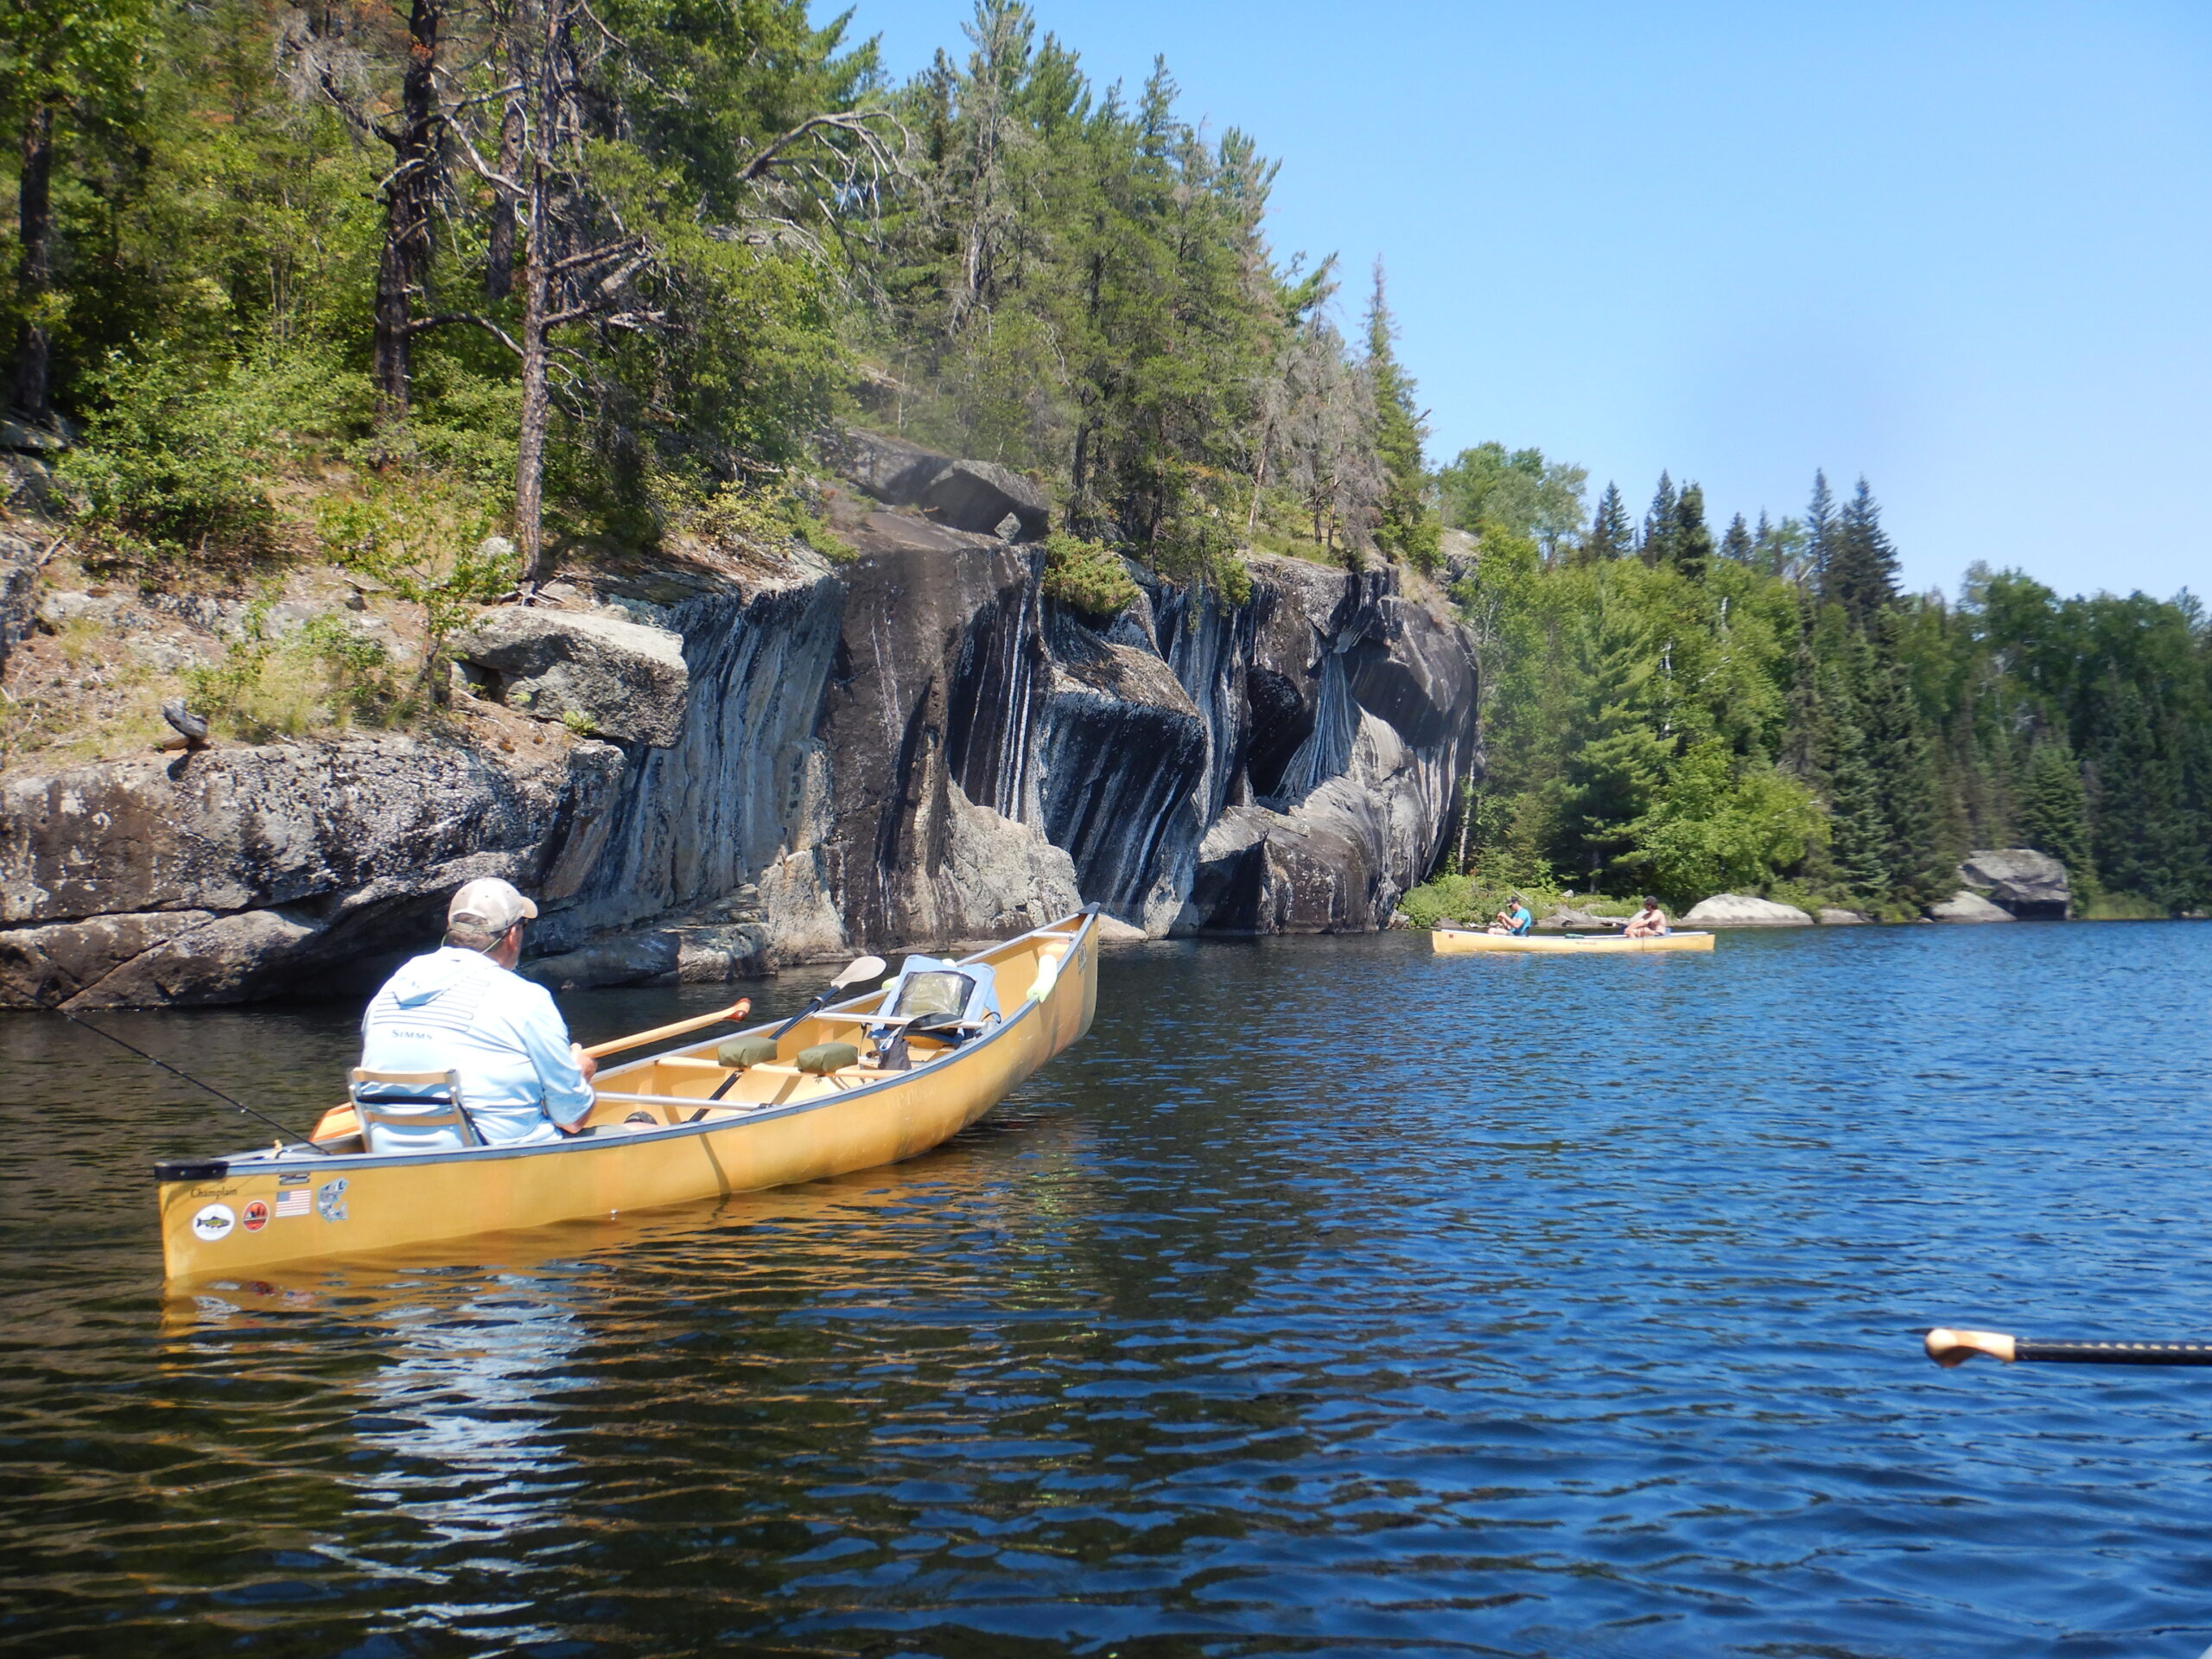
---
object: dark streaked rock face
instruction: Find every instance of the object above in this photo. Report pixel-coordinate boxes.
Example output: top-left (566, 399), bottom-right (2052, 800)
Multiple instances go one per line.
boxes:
top-left (0, 481), bottom-right (1481, 1005)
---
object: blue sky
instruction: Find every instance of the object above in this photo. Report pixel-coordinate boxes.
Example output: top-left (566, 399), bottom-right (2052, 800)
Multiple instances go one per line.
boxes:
top-left (846, 0), bottom-right (2211, 602)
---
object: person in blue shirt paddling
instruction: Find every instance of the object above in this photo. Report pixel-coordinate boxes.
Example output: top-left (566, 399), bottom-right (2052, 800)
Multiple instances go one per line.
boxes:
top-left (1485, 894), bottom-right (1534, 936)
top-left (356, 878), bottom-right (597, 1151)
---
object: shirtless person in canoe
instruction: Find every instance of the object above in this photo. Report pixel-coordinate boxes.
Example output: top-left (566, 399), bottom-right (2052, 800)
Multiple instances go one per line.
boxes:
top-left (1622, 896), bottom-right (1669, 938)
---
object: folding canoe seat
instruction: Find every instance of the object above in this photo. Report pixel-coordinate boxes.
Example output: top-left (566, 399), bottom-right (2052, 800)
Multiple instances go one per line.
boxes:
top-left (867, 956), bottom-right (1001, 1066)
top-left (349, 1067), bottom-right (482, 1154)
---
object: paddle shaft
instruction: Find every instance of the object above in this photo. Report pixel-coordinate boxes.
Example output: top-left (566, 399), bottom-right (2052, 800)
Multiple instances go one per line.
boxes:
top-left (773, 993), bottom-right (836, 1039)
top-left (583, 998), bottom-right (750, 1060)
top-left (2016, 1339), bottom-right (2212, 1366)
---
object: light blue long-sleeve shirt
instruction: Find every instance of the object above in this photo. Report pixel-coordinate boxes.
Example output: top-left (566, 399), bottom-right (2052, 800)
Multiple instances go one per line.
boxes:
top-left (358, 947), bottom-right (594, 1152)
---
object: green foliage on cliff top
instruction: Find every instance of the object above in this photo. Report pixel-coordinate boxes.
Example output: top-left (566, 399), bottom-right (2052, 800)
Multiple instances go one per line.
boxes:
top-left (1039, 532), bottom-right (1141, 620)
top-left (14, 0), bottom-right (1425, 608)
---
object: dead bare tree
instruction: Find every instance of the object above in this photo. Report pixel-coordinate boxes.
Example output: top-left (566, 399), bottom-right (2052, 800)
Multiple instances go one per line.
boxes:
top-left (940, 0), bottom-right (1033, 341)
top-left (278, 0), bottom-right (451, 427)
top-left (481, 0), bottom-right (527, 302)
top-left (447, 0), bottom-right (906, 593)
top-left (1277, 315), bottom-right (1381, 562)
top-left (374, 0), bottom-right (448, 418)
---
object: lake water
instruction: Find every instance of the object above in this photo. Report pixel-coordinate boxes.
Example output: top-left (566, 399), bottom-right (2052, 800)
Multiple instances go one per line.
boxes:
top-left (4, 922), bottom-right (2212, 1656)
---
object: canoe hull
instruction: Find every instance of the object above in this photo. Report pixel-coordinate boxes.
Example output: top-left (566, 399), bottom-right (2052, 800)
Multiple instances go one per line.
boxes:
top-left (1431, 927), bottom-right (1714, 955)
top-left (157, 912), bottom-right (1099, 1280)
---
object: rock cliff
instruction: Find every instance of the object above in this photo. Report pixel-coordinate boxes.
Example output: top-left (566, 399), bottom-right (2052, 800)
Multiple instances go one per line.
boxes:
top-left (0, 448), bottom-right (1480, 1007)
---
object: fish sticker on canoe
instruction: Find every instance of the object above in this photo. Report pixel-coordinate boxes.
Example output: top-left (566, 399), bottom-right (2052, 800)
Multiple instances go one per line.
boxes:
top-left (274, 1189), bottom-right (311, 1219)
top-left (316, 1179), bottom-right (349, 1223)
top-left (191, 1204), bottom-right (235, 1242)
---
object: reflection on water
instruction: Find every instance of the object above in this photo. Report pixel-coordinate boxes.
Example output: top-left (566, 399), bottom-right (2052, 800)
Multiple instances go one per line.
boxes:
top-left (349, 1286), bottom-right (588, 1548)
top-left (6, 925), bottom-right (2212, 1655)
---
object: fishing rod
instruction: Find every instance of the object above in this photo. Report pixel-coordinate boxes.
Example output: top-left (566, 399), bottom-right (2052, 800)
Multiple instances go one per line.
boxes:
top-left (1924, 1327), bottom-right (2212, 1368)
top-left (3, 969), bottom-right (326, 1151)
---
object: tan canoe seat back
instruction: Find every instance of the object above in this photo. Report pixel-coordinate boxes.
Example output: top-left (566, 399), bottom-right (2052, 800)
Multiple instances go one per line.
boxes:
top-left (717, 1036), bottom-right (779, 1069)
top-left (349, 1067), bottom-right (482, 1149)
top-left (796, 1042), bottom-right (861, 1076)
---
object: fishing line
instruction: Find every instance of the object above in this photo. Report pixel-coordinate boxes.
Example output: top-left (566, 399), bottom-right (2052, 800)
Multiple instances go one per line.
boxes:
top-left (2, 969), bottom-right (326, 1150)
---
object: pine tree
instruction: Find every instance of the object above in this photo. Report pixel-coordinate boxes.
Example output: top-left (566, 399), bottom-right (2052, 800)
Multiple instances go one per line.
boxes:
top-left (1671, 481), bottom-right (1713, 581)
top-left (1824, 477), bottom-right (1902, 626)
top-left (1781, 600), bottom-right (1823, 781)
top-left (1364, 260), bottom-right (1440, 570)
top-left (1583, 480), bottom-right (1630, 561)
top-left (2015, 738), bottom-right (2092, 885)
top-left (1861, 613), bottom-right (1945, 903)
top-left (1641, 471), bottom-right (1678, 567)
top-left (2085, 678), bottom-right (2183, 906)
top-left (1806, 470), bottom-right (1837, 588)
top-left (1561, 603), bottom-right (1675, 884)
top-left (1789, 606), bottom-right (1887, 899)
top-left (1720, 512), bottom-right (1752, 564)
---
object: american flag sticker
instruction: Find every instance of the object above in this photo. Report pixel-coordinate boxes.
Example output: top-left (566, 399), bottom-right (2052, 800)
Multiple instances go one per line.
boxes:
top-left (273, 1189), bottom-right (311, 1219)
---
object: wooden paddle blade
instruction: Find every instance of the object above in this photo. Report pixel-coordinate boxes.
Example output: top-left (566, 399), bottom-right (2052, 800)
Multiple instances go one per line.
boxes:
top-left (1924, 1327), bottom-right (2017, 1366)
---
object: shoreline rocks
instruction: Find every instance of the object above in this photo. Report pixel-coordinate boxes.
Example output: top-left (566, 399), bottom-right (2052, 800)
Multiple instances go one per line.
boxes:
top-left (1681, 893), bottom-right (1815, 927)
top-left (1955, 849), bottom-right (2071, 919)
top-left (1928, 890), bottom-right (2014, 923)
top-left (1535, 906), bottom-right (1621, 932)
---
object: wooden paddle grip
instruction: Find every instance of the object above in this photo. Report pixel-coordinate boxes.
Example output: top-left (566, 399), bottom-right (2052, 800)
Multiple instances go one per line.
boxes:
top-left (2016, 1338), bottom-right (2212, 1366)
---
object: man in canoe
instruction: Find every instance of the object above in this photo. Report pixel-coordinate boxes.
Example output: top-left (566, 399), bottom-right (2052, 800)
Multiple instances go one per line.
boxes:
top-left (1623, 896), bottom-right (1669, 938)
top-left (355, 878), bottom-right (597, 1150)
top-left (1485, 894), bottom-right (1533, 936)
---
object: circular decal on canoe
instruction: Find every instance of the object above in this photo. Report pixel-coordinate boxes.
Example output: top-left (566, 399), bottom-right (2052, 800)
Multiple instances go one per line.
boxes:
top-left (240, 1199), bottom-right (270, 1233)
top-left (191, 1203), bottom-right (236, 1242)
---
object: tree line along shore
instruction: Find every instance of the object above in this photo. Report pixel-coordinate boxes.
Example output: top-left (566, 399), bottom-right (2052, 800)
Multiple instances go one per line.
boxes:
top-left (0, 0), bottom-right (2203, 923)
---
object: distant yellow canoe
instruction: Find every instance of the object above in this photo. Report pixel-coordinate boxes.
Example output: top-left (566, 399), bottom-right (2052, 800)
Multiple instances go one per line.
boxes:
top-left (1431, 926), bottom-right (1715, 955)
top-left (154, 912), bottom-right (1100, 1281)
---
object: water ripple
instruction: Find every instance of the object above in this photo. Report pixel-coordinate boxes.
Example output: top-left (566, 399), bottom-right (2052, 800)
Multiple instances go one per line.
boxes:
top-left (3, 925), bottom-right (2212, 1655)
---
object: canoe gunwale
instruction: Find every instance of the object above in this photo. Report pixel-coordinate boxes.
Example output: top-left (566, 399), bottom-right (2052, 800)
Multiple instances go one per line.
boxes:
top-left (1428, 925), bottom-right (1714, 956)
top-left (179, 909), bottom-right (1097, 1181)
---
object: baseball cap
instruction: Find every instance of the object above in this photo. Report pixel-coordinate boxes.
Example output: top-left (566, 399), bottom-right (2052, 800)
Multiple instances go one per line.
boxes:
top-left (448, 878), bottom-right (538, 935)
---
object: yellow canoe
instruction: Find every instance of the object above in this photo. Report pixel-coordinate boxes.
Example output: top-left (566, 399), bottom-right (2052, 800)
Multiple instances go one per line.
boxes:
top-left (155, 911), bottom-right (1100, 1281)
top-left (1431, 926), bottom-right (1715, 955)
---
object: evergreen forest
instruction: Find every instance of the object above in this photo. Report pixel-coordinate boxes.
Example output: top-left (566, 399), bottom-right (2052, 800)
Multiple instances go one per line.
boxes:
top-left (2, 0), bottom-right (2206, 915)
